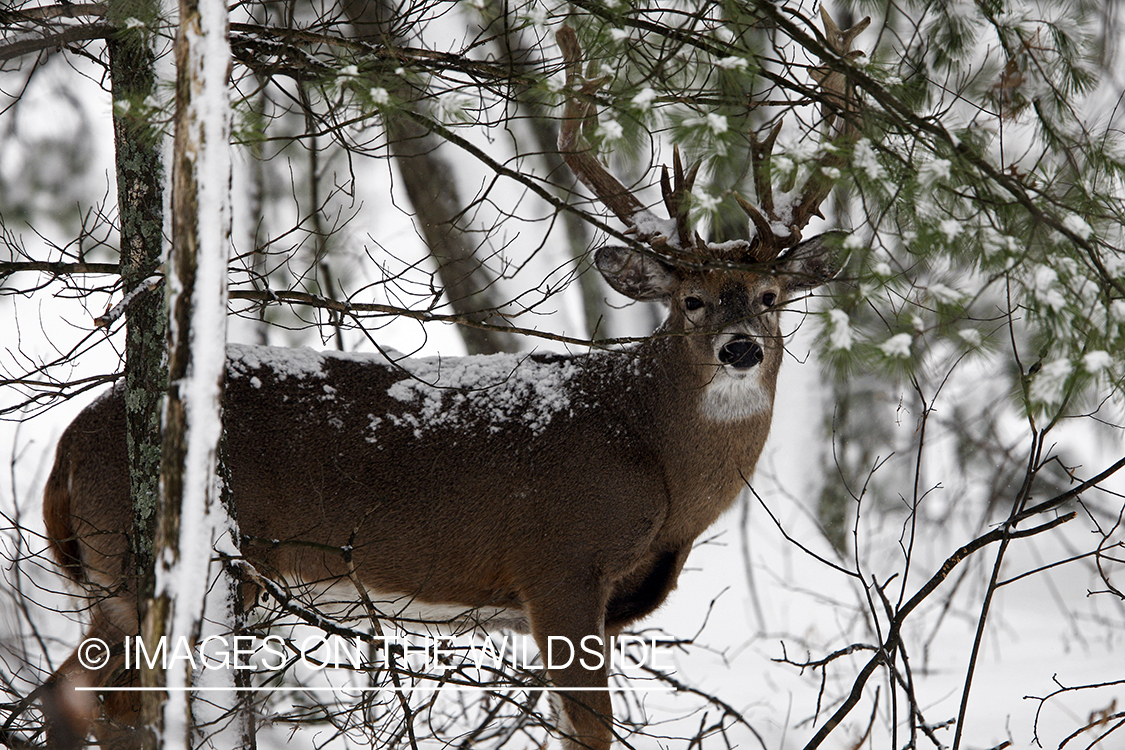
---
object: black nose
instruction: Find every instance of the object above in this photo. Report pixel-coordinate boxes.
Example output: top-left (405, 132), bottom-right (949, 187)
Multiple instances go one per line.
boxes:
top-left (719, 338), bottom-right (763, 369)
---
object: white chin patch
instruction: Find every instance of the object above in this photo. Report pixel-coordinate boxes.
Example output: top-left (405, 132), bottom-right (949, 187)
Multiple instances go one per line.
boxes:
top-left (699, 367), bottom-right (773, 421)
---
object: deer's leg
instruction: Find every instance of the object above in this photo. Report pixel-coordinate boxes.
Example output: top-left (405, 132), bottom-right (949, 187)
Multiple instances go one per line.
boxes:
top-left (42, 603), bottom-right (142, 750)
top-left (528, 583), bottom-right (614, 750)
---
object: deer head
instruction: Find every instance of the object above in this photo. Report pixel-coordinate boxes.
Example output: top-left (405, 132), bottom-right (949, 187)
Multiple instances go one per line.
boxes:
top-left (557, 17), bottom-right (864, 419)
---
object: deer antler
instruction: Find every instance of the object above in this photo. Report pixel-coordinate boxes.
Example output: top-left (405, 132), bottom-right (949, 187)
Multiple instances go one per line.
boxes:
top-left (557, 26), bottom-right (686, 252)
top-left (557, 28), bottom-right (644, 225)
top-left (559, 14), bottom-right (867, 268)
top-left (739, 9), bottom-right (871, 261)
top-left (659, 146), bottom-right (701, 250)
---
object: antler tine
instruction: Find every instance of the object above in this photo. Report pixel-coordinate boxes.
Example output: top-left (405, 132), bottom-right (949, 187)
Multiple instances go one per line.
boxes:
top-left (820, 7), bottom-right (871, 66)
top-left (557, 26), bottom-right (648, 229)
top-left (735, 193), bottom-right (778, 261)
top-left (679, 159), bottom-right (702, 249)
top-left (660, 163), bottom-right (674, 216)
top-left (682, 158), bottom-right (701, 197)
top-left (749, 119), bottom-right (783, 220)
top-left (787, 10), bottom-right (871, 236)
top-left (734, 119), bottom-right (786, 261)
top-left (812, 8), bottom-right (871, 133)
top-left (660, 146), bottom-right (701, 249)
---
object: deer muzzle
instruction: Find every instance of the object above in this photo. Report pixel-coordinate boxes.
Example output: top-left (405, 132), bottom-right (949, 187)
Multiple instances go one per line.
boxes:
top-left (718, 335), bottom-right (764, 370)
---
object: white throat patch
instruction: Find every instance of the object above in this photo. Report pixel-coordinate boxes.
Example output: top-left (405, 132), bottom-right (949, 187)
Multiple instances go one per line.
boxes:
top-left (699, 367), bottom-right (774, 422)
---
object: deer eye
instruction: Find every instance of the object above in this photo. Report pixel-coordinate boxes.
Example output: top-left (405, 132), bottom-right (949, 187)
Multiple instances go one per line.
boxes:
top-left (684, 296), bottom-right (705, 311)
top-left (761, 291), bottom-right (777, 308)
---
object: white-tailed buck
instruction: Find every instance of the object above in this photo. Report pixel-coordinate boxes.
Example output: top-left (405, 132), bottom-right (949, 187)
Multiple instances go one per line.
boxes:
top-left (41, 16), bottom-right (866, 750)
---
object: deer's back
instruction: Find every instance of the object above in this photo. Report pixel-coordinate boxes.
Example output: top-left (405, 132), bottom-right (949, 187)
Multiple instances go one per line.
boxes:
top-left (48, 345), bottom-right (672, 614)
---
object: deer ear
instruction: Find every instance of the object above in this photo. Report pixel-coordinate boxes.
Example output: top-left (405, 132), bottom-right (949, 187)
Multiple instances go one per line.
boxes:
top-left (779, 231), bottom-right (846, 290)
top-left (595, 246), bottom-right (679, 301)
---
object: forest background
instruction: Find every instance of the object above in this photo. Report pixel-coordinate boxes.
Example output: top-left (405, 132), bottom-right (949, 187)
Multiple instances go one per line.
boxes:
top-left (1, 0), bottom-right (1124, 748)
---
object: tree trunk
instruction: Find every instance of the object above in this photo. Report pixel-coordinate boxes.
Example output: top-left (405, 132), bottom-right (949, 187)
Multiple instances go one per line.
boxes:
top-left (143, 0), bottom-right (243, 745)
top-left (108, 6), bottom-right (166, 604)
top-left (106, 8), bottom-right (166, 745)
top-left (341, 0), bottom-right (516, 355)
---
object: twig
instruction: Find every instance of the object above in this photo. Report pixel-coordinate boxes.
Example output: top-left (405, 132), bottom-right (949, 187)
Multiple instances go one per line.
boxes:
top-left (772, 642), bottom-right (877, 671)
top-left (637, 665), bottom-right (769, 750)
top-left (94, 275), bottom-right (163, 328)
top-left (742, 475), bottom-right (859, 578)
top-left (798, 512), bottom-right (1074, 750)
top-left (0, 261), bottom-right (120, 277)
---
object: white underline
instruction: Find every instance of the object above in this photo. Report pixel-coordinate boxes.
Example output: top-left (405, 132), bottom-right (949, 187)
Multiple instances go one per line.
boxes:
top-left (77, 686), bottom-right (674, 693)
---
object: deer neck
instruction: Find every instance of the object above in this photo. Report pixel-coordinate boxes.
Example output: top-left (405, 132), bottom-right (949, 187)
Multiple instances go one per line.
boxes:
top-left (622, 335), bottom-right (776, 543)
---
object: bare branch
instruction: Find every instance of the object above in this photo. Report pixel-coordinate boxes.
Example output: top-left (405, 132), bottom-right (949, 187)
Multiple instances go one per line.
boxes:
top-left (0, 3), bottom-right (107, 22)
top-left (93, 275), bottom-right (162, 328)
top-left (0, 261), bottom-right (120, 276)
top-left (799, 512), bottom-right (1075, 750)
top-left (0, 23), bottom-right (111, 62)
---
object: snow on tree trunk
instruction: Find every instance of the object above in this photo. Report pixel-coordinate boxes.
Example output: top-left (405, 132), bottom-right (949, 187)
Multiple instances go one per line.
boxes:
top-left (141, 0), bottom-right (240, 745)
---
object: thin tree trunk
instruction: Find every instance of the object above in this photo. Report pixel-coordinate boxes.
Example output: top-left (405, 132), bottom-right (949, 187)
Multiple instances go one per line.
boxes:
top-left (143, 0), bottom-right (242, 745)
top-left (108, 8), bottom-right (166, 610)
top-left (474, 1), bottom-right (611, 338)
top-left (106, 8), bottom-right (166, 746)
top-left (341, 0), bottom-right (516, 354)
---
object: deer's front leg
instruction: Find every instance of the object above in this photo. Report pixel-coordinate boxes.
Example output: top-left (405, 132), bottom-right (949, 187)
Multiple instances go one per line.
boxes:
top-left (528, 582), bottom-right (614, 750)
top-left (42, 604), bottom-right (142, 750)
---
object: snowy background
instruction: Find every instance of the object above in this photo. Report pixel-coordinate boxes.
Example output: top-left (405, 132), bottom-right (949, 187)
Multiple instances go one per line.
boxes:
top-left (3, 1), bottom-right (1125, 748)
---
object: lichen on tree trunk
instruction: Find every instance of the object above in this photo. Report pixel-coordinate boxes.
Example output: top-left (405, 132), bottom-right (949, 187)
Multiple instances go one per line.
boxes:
top-left (108, 19), bottom-right (167, 606)
top-left (107, 17), bottom-right (167, 747)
